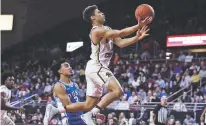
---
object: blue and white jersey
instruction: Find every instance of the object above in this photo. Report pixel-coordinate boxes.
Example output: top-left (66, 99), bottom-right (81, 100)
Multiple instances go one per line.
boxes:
top-left (53, 80), bottom-right (86, 125)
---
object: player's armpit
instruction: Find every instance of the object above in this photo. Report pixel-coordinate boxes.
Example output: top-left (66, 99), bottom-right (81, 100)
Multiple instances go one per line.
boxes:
top-left (54, 83), bottom-right (71, 106)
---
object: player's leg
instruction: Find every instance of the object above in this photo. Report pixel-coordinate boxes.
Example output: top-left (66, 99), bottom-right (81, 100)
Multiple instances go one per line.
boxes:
top-left (65, 96), bottom-right (98, 112)
top-left (95, 76), bottom-right (123, 109)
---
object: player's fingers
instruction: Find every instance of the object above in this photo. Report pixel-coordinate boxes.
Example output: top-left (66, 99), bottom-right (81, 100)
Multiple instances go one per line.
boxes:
top-left (142, 25), bottom-right (148, 31)
top-left (145, 28), bottom-right (150, 33)
top-left (143, 16), bottom-right (149, 22)
top-left (144, 34), bottom-right (150, 36)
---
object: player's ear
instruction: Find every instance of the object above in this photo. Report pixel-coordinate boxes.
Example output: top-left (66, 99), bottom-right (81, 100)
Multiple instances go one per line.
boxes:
top-left (91, 15), bottom-right (95, 21)
top-left (58, 69), bottom-right (61, 74)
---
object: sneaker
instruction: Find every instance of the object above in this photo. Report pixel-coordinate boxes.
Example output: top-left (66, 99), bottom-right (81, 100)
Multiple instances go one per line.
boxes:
top-left (82, 111), bottom-right (95, 125)
top-left (43, 104), bottom-right (59, 125)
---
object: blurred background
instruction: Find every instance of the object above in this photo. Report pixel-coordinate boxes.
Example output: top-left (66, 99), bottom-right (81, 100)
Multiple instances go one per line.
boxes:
top-left (1, 0), bottom-right (206, 125)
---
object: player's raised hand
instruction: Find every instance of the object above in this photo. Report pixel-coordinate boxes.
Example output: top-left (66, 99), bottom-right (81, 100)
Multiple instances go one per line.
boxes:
top-left (136, 25), bottom-right (150, 40)
top-left (137, 16), bottom-right (153, 27)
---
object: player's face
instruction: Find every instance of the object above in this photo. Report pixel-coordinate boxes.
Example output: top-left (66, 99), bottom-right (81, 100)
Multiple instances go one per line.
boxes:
top-left (60, 62), bottom-right (73, 76)
top-left (5, 76), bottom-right (15, 89)
top-left (93, 9), bottom-right (105, 24)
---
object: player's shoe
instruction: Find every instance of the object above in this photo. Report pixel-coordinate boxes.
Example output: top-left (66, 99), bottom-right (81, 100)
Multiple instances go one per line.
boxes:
top-left (82, 111), bottom-right (95, 125)
top-left (43, 104), bottom-right (59, 125)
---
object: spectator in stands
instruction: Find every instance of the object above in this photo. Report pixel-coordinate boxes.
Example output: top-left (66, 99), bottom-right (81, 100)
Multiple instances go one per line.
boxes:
top-left (106, 113), bottom-right (113, 125)
top-left (108, 119), bottom-right (114, 125)
top-left (151, 92), bottom-right (160, 102)
top-left (174, 63), bottom-right (182, 74)
top-left (155, 75), bottom-right (166, 89)
top-left (184, 71), bottom-right (192, 83)
top-left (118, 112), bottom-right (129, 125)
top-left (43, 83), bottom-right (52, 93)
top-left (185, 52), bottom-right (193, 63)
top-left (180, 75), bottom-right (190, 89)
top-left (189, 62), bottom-right (200, 72)
top-left (141, 50), bottom-right (151, 60)
top-left (116, 96), bottom-right (130, 110)
top-left (129, 112), bottom-right (137, 125)
top-left (167, 115), bottom-right (175, 125)
top-left (128, 91), bottom-right (138, 104)
top-left (152, 68), bottom-right (159, 79)
top-left (96, 118), bottom-right (104, 125)
top-left (136, 72), bottom-right (146, 88)
top-left (123, 87), bottom-right (131, 100)
top-left (173, 98), bottom-right (187, 112)
top-left (36, 109), bottom-right (43, 121)
top-left (138, 89), bottom-right (147, 101)
top-left (191, 69), bottom-right (200, 92)
top-left (159, 89), bottom-right (168, 98)
top-left (175, 120), bottom-right (181, 125)
top-left (79, 84), bottom-right (86, 101)
top-left (183, 112), bottom-right (196, 125)
top-left (177, 51), bottom-right (186, 62)
top-left (199, 66), bottom-right (206, 78)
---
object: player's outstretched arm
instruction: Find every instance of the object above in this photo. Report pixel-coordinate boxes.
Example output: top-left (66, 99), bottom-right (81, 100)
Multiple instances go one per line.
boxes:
top-left (91, 17), bottom-right (152, 44)
top-left (1, 92), bottom-right (24, 111)
top-left (117, 16), bottom-right (152, 38)
top-left (114, 25), bottom-right (150, 48)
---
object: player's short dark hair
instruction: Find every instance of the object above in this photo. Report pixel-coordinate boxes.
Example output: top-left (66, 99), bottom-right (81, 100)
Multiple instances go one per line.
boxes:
top-left (1, 71), bottom-right (14, 84)
top-left (82, 5), bottom-right (98, 23)
top-left (51, 59), bottom-right (67, 78)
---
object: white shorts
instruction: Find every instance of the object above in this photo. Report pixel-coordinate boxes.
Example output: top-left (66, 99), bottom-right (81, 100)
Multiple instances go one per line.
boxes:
top-left (85, 60), bottom-right (114, 98)
top-left (0, 115), bottom-right (15, 125)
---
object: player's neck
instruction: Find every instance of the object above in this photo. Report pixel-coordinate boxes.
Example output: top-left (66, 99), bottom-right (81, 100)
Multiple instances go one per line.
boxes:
top-left (92, 22), bottom-right (104, 27)
top-left (60, 76), bottom-right (71, 85)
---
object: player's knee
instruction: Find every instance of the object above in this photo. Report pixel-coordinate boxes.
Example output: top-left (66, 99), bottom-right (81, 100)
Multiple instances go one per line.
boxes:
top-left (114, 89), bottom-right (123, 98)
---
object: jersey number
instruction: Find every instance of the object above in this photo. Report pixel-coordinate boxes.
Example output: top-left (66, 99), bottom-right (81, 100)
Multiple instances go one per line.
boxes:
top-left (105, 53), bottom-right (112, 58)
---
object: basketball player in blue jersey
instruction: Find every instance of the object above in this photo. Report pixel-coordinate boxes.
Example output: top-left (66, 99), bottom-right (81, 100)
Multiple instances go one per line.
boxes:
top-left (43, 60), bottom-right (94, 125)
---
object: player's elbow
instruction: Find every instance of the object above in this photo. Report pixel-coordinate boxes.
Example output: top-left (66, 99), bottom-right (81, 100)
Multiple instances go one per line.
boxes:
top-left (115, 41), bottom-right (125, 48)
top-left (118, 30), bottom-right (126, 38)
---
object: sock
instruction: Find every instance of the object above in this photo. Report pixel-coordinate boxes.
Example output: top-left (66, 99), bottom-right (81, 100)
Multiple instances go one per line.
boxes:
top-left (91, 107), bottom-right (100, 115)
top-left (58, 106), bottom-right (66, 113)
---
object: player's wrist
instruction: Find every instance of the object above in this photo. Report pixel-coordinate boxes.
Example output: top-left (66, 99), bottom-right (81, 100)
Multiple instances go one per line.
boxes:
top-left (136, 24), bottom-right (141, 30)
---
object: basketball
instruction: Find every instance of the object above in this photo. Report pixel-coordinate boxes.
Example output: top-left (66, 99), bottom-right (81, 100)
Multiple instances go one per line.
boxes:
top-left (135, 4), bottom-right (155, 21)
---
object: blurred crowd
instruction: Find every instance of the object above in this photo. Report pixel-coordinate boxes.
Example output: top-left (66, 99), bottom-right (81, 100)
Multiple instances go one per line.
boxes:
top-left (2, 51), bottom-right (206, 125)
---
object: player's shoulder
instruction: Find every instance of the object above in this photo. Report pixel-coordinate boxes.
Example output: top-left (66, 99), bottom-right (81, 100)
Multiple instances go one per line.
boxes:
top-left (54, 82), bottom-right (66, 90)
top-left (104, 25), bottom-right (112, 30)
top-left (91, 25), bottom-right (112, 35)
top-left (73, 82), bottom-right (79, 89)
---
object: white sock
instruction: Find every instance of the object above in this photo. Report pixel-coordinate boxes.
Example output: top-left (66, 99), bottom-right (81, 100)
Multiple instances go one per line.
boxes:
top-left (91, 107), bottom-right (100, 115)
top-left (57, 107), bottom-right (66, 113)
